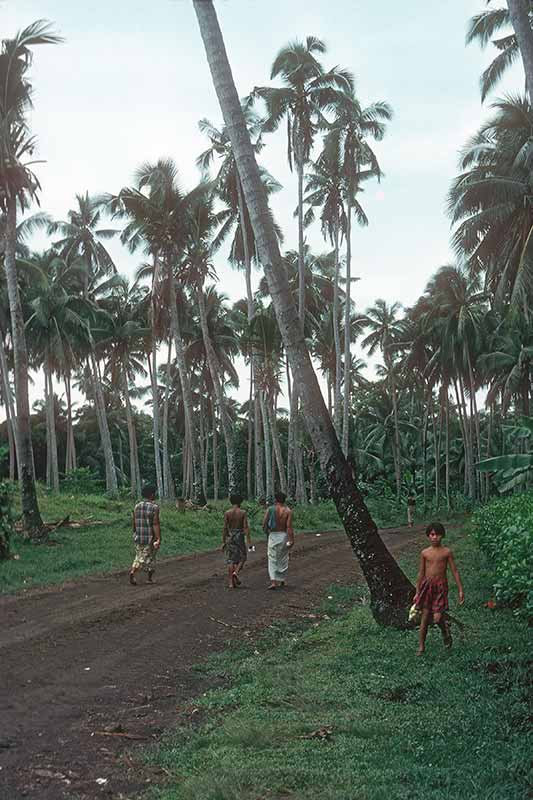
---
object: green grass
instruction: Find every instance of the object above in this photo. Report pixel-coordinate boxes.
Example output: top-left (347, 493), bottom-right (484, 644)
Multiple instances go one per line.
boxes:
top-left (143, 527), bottom-right (531, 800)
top-left (0, 493), bottom-right (342, 594)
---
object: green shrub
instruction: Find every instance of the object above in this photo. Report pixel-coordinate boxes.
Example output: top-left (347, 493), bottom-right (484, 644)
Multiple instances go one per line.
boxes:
top-left (472, 492), bottom-right (533, 618)
top-left (60, 467), bottom-right (104, 495)
top-left (0, 480), bottom-right (15, 560)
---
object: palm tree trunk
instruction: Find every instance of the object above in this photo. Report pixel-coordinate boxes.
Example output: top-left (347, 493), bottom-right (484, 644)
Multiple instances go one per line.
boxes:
top-left (507, 0), bottom-right (533, 97)
top-left (196, 286), bottom-right (237, 496)
top-left (388, 361), bottom-right (402, 502)
top-left (3, 197), bottom-right (44, 536)
top-left (254, 390), bottom-right (265, 499)
top-left (247, 360), bottom-right (253, 499)
top-left (44, 365), bottom-right (51, 489)
top-left (333, 219), bottom-right (342, 436)
top-left (89, 351), bottom-right (118, 495)
top-left (162, 336), bottom-right (175, 500)
top-left (169, 281), bottom-right (206, 505)
top-left (212, 403), bottom-right (219, 501)
top-left (149, 338), bottom-right (164, 500)
top-left (0, 338), bottom-right (19, 479)
top-left (431, 396), bottom-right (440, 509)
top-left (123, 373), bottom-right (140, 497)
top-left (342, 200), bottom-right (352, 456)
top-left (445, 389), bottom-right (450, 510)
top-left (267, 394), bottom-right (287, 493)
top-left (286, 384), bottom-right (297, 497)
top-left (193, 0), bottom-right (414, 625)
top-left (198, 396), bottom-right (208, 501)
top-left (46, 364), bottom-right (59, 492)
top-left (260, 390), bottom-right (273, 502)
top-left (64, 373), bottom-right (76, 473)
top-left (422, 395), bottom-right (429, 511)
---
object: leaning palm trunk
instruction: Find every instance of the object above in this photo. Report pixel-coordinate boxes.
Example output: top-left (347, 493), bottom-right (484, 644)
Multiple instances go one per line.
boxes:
top-left (3, 198), bottom-right (44, 536)
top-left (342, 200), bottom-right (352, 455)
top-left (169, 281), bottom-right (206, 505)
top-left (332, 220), bottom-right (342, 436)
top-left (89, 351), bottom-right (118, 495)
top-left (196, 287), bottom-right (237, 496)
top-left (194, 0), bottom-right (414, 626)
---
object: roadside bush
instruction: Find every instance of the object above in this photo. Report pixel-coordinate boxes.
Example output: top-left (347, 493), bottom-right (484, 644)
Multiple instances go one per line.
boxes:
top-left (472, 492), bottom-right (533, 618)
top-left (0, 480), bottom-right (15, 560)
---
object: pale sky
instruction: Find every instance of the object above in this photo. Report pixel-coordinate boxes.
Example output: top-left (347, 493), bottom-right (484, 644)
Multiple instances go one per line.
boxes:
top-left (1, 0), bottom-right (524, 411)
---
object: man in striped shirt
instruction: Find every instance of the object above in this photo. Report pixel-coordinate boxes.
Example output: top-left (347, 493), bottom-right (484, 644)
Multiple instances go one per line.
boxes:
top-left (129, 485), bottom-right (161, 585)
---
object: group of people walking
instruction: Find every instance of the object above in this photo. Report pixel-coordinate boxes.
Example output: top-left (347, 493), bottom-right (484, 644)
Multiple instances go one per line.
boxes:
top-left (129, 486), bottom-right (464, 657)
top-left (129, 486), bottom-right (294, 591)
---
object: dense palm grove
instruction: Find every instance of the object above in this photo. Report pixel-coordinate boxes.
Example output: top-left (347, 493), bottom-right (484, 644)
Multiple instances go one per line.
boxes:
top-left (1, 5), bottom-right (532, 542)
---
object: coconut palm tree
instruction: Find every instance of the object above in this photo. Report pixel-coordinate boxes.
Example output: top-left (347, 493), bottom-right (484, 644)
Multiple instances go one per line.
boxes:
top-left (193, 0), bottom-right (414, 627)
top-left (0, 20), bottom-right (62, 535)
top-left (327, 87), bottom-right (392, 454)
top-left (197, 113), bottom-right (282, 499)
top-left (466, 3), bottom-right (533, 100)
top-left (362, 300), bottom-right (404, 501)
top-left (112, 160), bottom-right (206, 504)
top-left (449, 95), bottom-right (533, 312)
top-left (24, 251), bottom-right (92, 490)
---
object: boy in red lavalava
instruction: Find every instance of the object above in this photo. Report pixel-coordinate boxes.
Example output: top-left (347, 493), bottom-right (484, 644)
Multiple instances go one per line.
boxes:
top-left (415, 522), bottom-right (464, 656)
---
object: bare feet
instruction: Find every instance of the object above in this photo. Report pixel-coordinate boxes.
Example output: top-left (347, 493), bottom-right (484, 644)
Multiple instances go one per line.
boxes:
top-left (267, 583), bottom-right (278, 590)
top-left (147, 570), bottom-right (154, 584)
top-left (128, 572), bottom-right (137, 586)
top-left (416, 647), bottom-right (425, 657)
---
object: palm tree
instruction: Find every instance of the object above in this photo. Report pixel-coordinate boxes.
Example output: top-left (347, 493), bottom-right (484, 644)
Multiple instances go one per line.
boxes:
top-left (328, 87), bottom-right (392, 455)
top-left (50, 193), bottom-right (119, 493)
top-left (197, 112), bottom-right (282, 500)
top-left (24, 251), bottom-right (91, 491)
top-left (449, 95), bottom-right (533, 312)
top-left (466, 3), bottom-right (533, 100)
top-left (179, 190), bottom-right (239, 495)
top-left (0, 20), bottom-right (62, 535)
top-left (112, 160), bottom-right (206, 504)
top-left (98, 278), bottom-right (147, 497)
top-left (193, 0), bottom-right (414, 626)
top-left (507, 0), bottom-right (533, 98)
top-left (362, 300), bottom-right (404, 501)
top-left (304, 139), bottom-right (346, 435)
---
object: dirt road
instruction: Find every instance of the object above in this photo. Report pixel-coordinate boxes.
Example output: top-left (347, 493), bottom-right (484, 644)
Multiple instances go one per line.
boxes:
top-left (0, 526), bottom-right (421, 800)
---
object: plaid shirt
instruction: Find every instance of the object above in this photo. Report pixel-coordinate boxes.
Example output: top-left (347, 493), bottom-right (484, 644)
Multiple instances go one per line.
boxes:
top-left (133, 500), bottom-right (159, 545)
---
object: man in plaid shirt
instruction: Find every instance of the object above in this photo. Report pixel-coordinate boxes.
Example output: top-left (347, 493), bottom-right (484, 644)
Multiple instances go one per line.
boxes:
top-left (129, 485), bottom-right (161, 585)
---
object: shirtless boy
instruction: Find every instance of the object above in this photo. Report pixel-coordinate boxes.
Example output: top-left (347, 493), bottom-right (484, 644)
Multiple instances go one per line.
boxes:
top-left (222, 494), bottom-right (251, 588)
top-left (415, 522), bottom-right (464, 655)
top-left (263, 491), bottom-right (294, 590)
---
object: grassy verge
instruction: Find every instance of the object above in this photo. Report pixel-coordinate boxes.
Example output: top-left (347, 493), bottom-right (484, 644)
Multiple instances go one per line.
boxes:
top-left (0, 493), bottom-right (342, 594)
top-left (144, 526), bottom-right (530, 800)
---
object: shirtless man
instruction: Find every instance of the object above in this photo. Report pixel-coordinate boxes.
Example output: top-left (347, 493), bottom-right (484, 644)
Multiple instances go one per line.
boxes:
top-left (263, 491), bottom-right (294, 590)
top-left (415, 522), bottom-right (464, 655)
top-left (222, 495), bottom-right (251, 588)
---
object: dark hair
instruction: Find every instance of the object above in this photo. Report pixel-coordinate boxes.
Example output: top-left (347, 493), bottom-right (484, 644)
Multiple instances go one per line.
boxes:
top-left (426, 522), bottom-right (445, 537)
top-left (142, 484), bottom-right (156, 499)
top-left (275, 491), bottom-right (287, 504)
top-left (230, 493), bottom-right (242, 506)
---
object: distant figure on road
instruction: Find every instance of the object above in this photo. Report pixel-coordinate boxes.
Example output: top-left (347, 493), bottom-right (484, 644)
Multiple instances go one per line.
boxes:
top-left (414, 522), bottom-right (464, 656)
top-left (407, 493), bottom-right (416, 527)
top-left (263, 491), bottom-right (294, 590)
top-left (222, 494), bottom-right (251, 589)
top-left (129, 485), bottom-right (161, 586)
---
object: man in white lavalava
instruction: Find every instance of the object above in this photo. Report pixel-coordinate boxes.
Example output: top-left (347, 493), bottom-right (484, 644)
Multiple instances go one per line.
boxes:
top-left (263, 491), bottom-right (294, 590)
